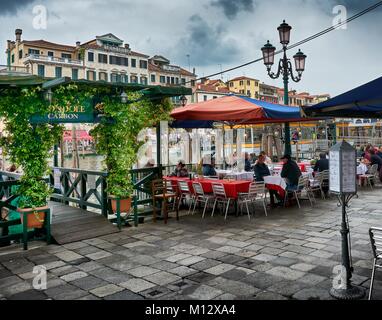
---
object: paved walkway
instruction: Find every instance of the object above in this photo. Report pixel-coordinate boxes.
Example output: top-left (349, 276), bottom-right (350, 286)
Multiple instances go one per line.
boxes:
top-left (1, 188), bottom-right (382, 300)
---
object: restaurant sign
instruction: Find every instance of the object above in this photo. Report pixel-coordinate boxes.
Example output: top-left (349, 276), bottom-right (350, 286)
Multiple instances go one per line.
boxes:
top-left (30, 100), bottom-right (96, 124)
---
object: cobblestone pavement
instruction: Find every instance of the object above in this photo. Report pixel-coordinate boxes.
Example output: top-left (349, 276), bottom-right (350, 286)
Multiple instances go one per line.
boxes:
top-left (1, 188), bottom-right (382, 300)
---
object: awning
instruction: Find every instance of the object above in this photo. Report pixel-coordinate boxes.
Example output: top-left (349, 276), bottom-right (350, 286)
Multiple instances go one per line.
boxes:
top-left (63, 130), bottom-right (93, 141)
top-left (302, 76), bottom-right (382, 118)
top-left (171, 94), bottom-right (318, 125)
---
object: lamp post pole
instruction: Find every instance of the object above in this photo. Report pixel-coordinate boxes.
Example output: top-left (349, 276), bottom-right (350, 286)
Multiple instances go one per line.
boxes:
top-left (261, 20), bottom-right (307, 156)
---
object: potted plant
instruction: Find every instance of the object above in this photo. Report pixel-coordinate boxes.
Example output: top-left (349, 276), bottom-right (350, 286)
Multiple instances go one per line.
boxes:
top-left (17, 178), bottom-right (51, 228)
top-left (0, 87), bottom-right (63, 230)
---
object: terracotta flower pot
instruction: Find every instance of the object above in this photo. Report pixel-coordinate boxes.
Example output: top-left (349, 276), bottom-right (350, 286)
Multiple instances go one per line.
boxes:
top-left (111, 197), bottom-right (132, 214)
top-left (18, 206), bottom-right (48, 229)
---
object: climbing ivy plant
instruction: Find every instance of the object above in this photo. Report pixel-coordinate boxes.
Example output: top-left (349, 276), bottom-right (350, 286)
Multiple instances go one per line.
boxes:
top-left (90, 91), bottom-right (172, 198)
top-left (0, 87), bottom-right (63, 208)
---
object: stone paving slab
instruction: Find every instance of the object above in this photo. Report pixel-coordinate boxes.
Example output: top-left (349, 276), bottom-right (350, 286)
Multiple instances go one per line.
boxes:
top-left (0, 188), bottom-right (382, 300)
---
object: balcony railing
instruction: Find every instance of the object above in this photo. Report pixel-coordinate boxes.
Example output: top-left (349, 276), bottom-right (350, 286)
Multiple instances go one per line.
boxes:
top-left (0, 65), bottom-right (30, 75)
top-left (25, 54), bottom-right (83, 66)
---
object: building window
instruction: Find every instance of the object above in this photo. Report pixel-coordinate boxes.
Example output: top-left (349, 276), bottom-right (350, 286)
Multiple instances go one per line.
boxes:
top-left (139, 60), bottom-right (148, 69)
top-left (140, 76), bottom-right (148, 85)
top-left (11, 54), bottom-right (14, 63)
top-left (159, 76), bottom-right (165, 84)
top-left (62, 53), bottom-right (71, 59)
top-left (239, 80), bottom-right (243, 86)
top-left (181, 78), bottom-right (186, 85)
top-left (150, 74), bottom-right (156, 83)
top-left (131, 59), bottom-right (136, 68)
top-left (121, 74), bottom-right (128, 83)
top-left (19, 50), bottom-right (23, 59)
top-left (166, 77), bottom-right (170, 84)
top-left (255, 92), bottom-right (259, 99)
top-left (99, 72), bottom-right (108, 81)
top-left (109, 56), bottom-right (128, 66)
top-left (87, 70), bottom-right (96, 81)
top-left (247, 90), bottom-right (251, 96)
top-left (88, 52), bottom-right (94, 62)
top-left (130, 75), bottom-right (138, 83)
top-left (229, 82), bottom-right (233, 87)
top-left (47, 51), bottom-right (54, 57)
top-left (72, 69), bottom-right (78, 80)
top-left (98, 53), bottom-right (108, 64)
top-left (255, 81), bottom-right (259, 87)
top-left (28, 48), bottom-right (40, 55)
top-left (213, 96), bottom-right (217, 99)
top-left (37, 65), bottom-right (45, 77)
top-left (247, 80), bottom-right (250, 85)
top-left (55, 67), bottom-right (62, 78)
top-left (171, 77), bottom-right (175, 84)
top-left (203, 95), bottom-right (208, 101)
top-left (111, 73), bottom-right (119, 83)
top-left (190, 80), bottom-right (195, 87)
top-left (175, 77), bottom-right (179, 84)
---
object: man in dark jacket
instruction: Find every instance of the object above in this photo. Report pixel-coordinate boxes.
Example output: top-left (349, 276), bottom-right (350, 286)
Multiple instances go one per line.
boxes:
top-left (280, 154), bottom-right (302, 190)
top-left (313, 153), bottom-right (329, 172)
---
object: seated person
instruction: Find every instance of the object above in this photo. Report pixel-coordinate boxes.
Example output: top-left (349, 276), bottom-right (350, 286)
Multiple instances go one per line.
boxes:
top-left (257, 151), bottom-right (272, 165)
top-left (202, 158), bottom-right (217, 176)
top-left (244, 152), bottom-right (252, 172)
top-left (313, 153), bottom-right (329, 172)
top-left (280, 154), bottom-right (302, 191)
top-left (254, 155), bottom-right (270, 181)
top-left (255, 155), bottom-right (282, 205)
top-left (170, 160), bottom-right (189, 177)
top-left (369, 149), bottom-right (382, 182)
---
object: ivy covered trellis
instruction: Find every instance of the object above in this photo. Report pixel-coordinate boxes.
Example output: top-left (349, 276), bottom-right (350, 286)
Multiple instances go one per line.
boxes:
top-left (0, 76), bottom-right (191, 209)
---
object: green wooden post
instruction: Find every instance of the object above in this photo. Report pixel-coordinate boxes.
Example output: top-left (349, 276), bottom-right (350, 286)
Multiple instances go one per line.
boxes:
top-left (116, 198), bottom-right (121, 230)
top-left (45, 208), bottom-right (51, 245)
top-left (101, 175), bottom-right (108, 217)
top-left (63, 173), bottom-right (69, 206)
top-left (133, 196), bottom-right (138, 227)
top-left (80, 173), bottom-right (87, 210)
top-left (23, 212), bottom-right (28, 250)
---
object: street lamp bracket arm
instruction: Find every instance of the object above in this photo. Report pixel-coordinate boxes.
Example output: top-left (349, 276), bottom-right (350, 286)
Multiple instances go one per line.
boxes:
top-left (287, 60), bottom-right (302, 83)
top-left (267, 59), bottom-right (283, 79)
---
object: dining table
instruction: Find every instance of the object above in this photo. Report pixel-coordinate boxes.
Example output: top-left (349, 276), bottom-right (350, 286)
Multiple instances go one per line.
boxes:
top-left (164, 176), bottom-right (252, 199)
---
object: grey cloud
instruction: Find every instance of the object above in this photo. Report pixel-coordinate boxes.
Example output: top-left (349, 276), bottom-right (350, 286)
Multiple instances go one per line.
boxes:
top-left (173, 14), bottom-right (240, 67)
top-left (210, 0), bottom-right (255, 20)
top-left (0, 0), bottom-right (36, 16)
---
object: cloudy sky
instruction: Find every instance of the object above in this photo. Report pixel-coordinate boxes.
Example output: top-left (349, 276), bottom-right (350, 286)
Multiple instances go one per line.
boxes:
top-left (0, 0), bottom-right (381, 96)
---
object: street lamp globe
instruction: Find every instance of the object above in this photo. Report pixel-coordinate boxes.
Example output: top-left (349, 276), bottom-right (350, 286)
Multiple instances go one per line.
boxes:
top-left (120, 91), bottom-right (128, 103)
top-left (261, 40), bottom-right (276, 68)
top-left (277, 20), bottom-right (292, 46)
top-left (293, 49), bottom-right (307, 73)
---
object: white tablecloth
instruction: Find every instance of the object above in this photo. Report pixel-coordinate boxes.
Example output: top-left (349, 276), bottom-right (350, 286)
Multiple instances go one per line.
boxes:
top-left (215, 170), bottom-right (253, 181)
top-left (357, 164), bottom-right (368, 175)
top-left (263, 176), bottom-right (287, 190)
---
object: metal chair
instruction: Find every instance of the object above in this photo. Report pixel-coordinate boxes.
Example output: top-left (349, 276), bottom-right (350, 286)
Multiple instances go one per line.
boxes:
top-left (177, 180), bottom-right (193, 214)
top-left (368, 227), bottom-right (382, 300)
top-left (320, 170), bottom-right (330, 199)
top-left (284, 175), bottom-right (313, 209)
top-left (238, 181), bottom-right (268, 219)
top-left (152, 179), bottom-right (179, 224)
top-left (211, 183), bottom-right (233, 220)
top-left (192, 182), bottom-right (214, 218)
top-left (360, 164), bottom-right (378, 189)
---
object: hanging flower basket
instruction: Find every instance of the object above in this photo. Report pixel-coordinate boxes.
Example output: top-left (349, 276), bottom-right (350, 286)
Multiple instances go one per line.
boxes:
top-left (18, 206), bottom-right (48, 229)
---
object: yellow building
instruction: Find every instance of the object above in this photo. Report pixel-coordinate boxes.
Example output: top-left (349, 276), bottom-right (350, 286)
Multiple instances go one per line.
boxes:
top-left (227, 76), bottom-right (260, 99)
top-left (6, 29), bottom-right (85, 79)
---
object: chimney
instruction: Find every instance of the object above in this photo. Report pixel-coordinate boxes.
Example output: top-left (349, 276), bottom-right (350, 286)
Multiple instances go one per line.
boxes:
top-left (193, 67), bottom-right (195, 75)
top-left (125, 43), bottom-right (130, 50)
top-left (15, 29), bottom-right (22, 42)
top-left (76, 41), bottom-right (81, 48)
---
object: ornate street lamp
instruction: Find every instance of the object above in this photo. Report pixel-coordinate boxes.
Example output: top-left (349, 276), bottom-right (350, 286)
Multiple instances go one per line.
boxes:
top-left (261, 20), bottom-right (307, 156)
top-left (180, 95), bottom-right (188, 107)
top-left (120, 91), bottom-right (128, 103)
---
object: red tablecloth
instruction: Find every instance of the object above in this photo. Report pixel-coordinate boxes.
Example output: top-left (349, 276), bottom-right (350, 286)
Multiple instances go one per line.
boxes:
top-left (164, 177), bottom-right (251, 199)
top-left (266, 184), bottom-right (286, 199)
top-left (276, 162), bottom-right (306, 172)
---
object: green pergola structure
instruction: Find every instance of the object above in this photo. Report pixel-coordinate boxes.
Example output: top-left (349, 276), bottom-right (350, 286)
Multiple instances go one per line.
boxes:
top-left (0, 74), bottom-right (191, 246)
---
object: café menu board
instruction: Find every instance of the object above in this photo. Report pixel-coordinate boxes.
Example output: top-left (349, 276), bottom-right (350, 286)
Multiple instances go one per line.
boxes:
top-left (329, 148), bottom-right (357, 194)
top-left (329, 151), bottom-right (340, 193)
